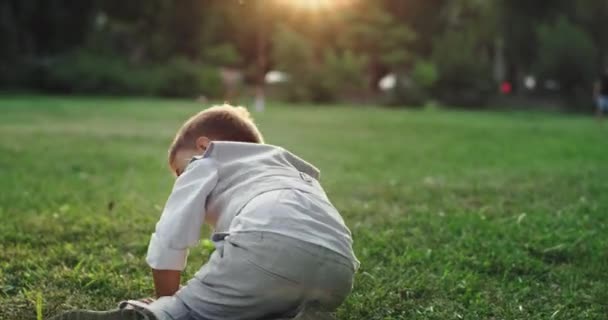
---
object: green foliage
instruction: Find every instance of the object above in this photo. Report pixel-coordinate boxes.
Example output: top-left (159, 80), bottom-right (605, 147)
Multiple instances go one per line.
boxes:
top-left (157, 57), bottom-right (221, 98)
top-left (497, 0), bottom-right (584, 71)
top-left (35, 292), bottom-right (43, 320)
top-left (432, 30), bottom-right (494, 107)
top-left (272, 26), bottom-right (367, 103)
top-left (574, 0), bottom-right (608, 66)
top-left (272, 25), bottom-right (315, 77)
top-left (1, 96), bottom-right (607, 319)
top-left (535, 17), bottom-right (598, 108)
top-left (387, 60), bottom-right (439, 107)
top-left (318, 50), bottom-right (368, 101)
top-left (0, 59), bottom-right (44, 89)
top-left (271, 25), bottom-right (316, 102)
top-left (43, 52), bottom-right (222, 98)
top-left (45, 51), bottom-right (144, 94)
top-left (345, 5), bottom-right (416, 68)
top-left (201, 43), bottom-right (242, 67)
top-left (411, 60), bottom-right (439, 90)
top-left (1, 0), bottom-right (607, 105)
top-left (341, 4), bottom-right (416, 93)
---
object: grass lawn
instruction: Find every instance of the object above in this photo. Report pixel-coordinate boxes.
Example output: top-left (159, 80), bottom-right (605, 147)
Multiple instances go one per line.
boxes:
top-left (0, 95), bottom-right (607, 319)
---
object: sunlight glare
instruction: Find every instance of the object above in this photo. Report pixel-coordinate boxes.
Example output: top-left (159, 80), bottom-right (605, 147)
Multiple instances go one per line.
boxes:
top-left (280, 0), bottom-right (347, 11)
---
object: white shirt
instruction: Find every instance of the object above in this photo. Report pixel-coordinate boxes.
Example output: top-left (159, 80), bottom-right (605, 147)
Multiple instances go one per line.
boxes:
top-left (146, 142), bottom-right (358, 271)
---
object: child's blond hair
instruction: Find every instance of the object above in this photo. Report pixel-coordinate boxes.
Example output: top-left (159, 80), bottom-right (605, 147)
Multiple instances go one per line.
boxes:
top-left (168, 104), bottom-right (264, 166)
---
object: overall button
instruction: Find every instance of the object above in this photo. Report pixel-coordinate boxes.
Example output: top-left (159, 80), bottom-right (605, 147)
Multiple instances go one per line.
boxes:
top-left (299, 171), bottom-right (313, 183)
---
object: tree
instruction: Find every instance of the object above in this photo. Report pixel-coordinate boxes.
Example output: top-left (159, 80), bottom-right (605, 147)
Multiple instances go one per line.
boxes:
top-left (271, 24), bottom-right (367, 102)
top-left (574, 0), bottom-right (608, 68)
top-left (432, 29), bottom-right (494, 107)
top-left (536, 16), bottom-right (597, 108)
top-left (497, 0), bottom-right (572, 90)
top-left (342, 3), bottom-right (416, 91)
top-left (271, 24), bottom-right (315, 101)
top-left (1, 0), bottom-right (604, 105)
top-left (379, 0), bottom-right (445, 58)
top-left (0, 0), bottom-right (97, 86)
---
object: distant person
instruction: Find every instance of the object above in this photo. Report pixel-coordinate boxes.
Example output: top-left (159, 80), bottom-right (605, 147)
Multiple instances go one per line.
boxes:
top-left (51, 104), bottom-right (358, 320)
top-left (594, 68), bottom-right (608, 120)
top-left (220, 67), bottom-right (243, 103)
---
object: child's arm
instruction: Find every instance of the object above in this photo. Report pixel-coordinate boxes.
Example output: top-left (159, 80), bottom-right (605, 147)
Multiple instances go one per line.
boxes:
top-left (152, 269), bottom-right (181, 297)
top-left (146, 158), bottom-right (219, 297)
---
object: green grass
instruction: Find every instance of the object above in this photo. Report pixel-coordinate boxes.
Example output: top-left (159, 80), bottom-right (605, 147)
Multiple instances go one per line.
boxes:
top-left (1, 95), bottom-right (607, 319)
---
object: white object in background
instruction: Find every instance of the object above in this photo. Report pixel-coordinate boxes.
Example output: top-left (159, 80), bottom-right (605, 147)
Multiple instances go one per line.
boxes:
top-left (524, 75), bottom-right (537, 90)
top-left (379, 73), bottom-right (397, 91)
top-left (265, 70), bottom-right (289, 84)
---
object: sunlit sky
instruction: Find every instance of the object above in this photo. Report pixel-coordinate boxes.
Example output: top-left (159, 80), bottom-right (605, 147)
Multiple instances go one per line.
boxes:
top-left (278, 0), bottom-right (350, 11)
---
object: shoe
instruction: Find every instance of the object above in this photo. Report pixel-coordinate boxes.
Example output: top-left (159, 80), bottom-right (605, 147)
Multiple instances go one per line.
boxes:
top-left (48, 308), bottom-right (156, 320)
top-left (289, 306), bottom-right (335, 320)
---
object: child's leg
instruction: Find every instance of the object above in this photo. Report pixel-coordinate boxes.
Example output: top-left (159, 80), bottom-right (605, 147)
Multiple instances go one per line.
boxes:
top-left (174, 238), bottom-right (303, 320)
top-left (120, 297), bottom-right (193, 320)
top-left (48, 308), bottom-right (155, 320)
top-left (173, 232), bottom-right (354, 320)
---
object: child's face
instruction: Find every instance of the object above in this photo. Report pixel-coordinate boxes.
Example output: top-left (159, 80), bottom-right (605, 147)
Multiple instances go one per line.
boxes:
top-left (171, 148), bottom-right (200, 177)
top-left (170, 136), bottom-right (210, 177)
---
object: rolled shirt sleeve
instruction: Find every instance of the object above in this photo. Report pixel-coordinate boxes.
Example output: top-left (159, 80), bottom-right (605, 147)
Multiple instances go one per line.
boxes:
top-left (146, 158), bottom-right (219, 271)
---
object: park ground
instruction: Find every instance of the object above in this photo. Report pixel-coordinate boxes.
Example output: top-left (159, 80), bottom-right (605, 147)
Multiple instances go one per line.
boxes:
top-left (0, 95), bottom-right (607, 319)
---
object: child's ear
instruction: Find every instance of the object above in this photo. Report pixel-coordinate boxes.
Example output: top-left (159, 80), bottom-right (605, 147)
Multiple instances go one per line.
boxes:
top-left (195, 136), bottom-right (210, 151)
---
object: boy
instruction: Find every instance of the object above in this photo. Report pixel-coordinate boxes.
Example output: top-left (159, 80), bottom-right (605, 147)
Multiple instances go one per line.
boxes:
top-left (52, 105), bottom-right (359, 320)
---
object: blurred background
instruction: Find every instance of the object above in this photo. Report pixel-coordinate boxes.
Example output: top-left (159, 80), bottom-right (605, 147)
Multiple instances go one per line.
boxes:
top-left (1, 0), bottom-right (607, 110)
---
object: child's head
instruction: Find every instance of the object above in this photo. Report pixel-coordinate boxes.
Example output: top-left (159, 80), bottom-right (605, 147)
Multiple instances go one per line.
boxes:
top-left (168, 104), bottom-right (264, 176)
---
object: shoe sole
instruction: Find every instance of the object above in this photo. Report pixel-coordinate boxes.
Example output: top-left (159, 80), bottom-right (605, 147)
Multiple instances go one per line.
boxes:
top-left (49, 309), bottom-right (151, 320)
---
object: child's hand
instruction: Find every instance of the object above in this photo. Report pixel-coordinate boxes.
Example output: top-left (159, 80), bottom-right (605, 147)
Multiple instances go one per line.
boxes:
top-left (152, 269), bottom-right (181, 298)
top-left (121, 298), bottom-right (155, 310)
top-left (138, 297), bottom-right (155, 305)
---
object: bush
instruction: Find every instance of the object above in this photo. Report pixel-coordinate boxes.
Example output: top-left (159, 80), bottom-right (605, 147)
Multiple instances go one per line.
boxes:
top-left (387, 60), bottom-right (438, 107)
top-left (411, 60), bottom-right (439, 89)
top-left (44, 51), bottom-right (131, 94)
top-left (0, 59), bottom-right (47, 89)
top-left (316, 50), bottom-right (368, 102)
top-left (431, 30), bottom-right (494, 107)
top-left (43, 51), bottom-right (222, 98)
top-left (271, 25), bottom-right (316, 102)
top-left (157, 57), bottom-right (221, 97)
top-left (202, 43), bottom-right (242, 67)
top-left (535, 16), bottom-right (597, 109)
top-left (272, 26), bottom-right (367, 103)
